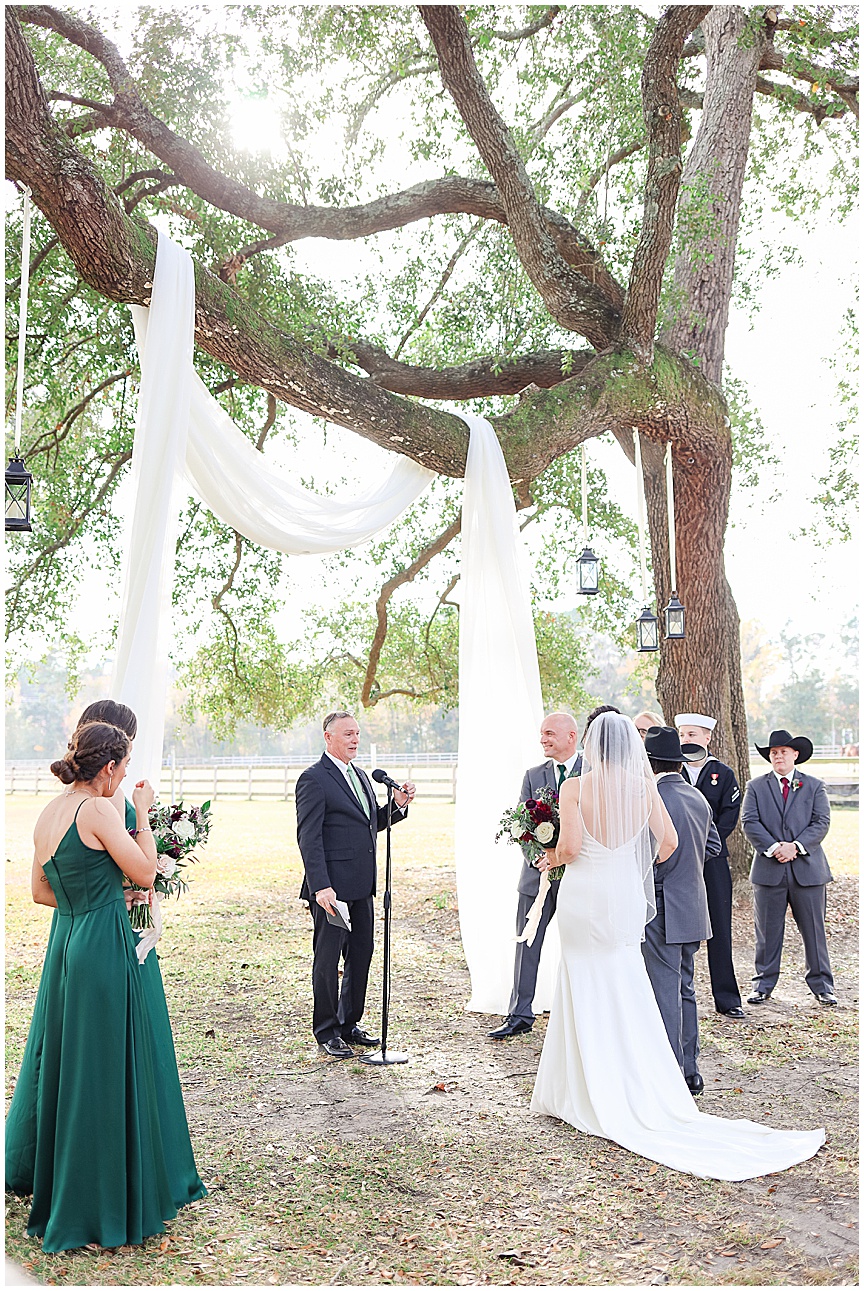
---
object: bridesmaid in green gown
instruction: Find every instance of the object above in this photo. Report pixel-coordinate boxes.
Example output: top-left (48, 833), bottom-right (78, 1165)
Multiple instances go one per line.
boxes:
top-left (74, 700), bottom-right (206, 1210)
top-left (5, 721), bottom-right (206, 1252)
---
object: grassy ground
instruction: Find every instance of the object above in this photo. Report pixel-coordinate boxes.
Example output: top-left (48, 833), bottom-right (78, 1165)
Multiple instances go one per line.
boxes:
top-left (5, 796), bottom-right (859, 1286)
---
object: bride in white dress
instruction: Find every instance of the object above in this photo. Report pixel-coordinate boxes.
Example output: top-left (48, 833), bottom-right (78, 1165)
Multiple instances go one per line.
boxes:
top-left (531, 713), bottom-right (825, 1181)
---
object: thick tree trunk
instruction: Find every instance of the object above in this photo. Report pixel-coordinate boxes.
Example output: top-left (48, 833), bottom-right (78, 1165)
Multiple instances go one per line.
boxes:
top-left (652, 6), bottom-right (767, 878)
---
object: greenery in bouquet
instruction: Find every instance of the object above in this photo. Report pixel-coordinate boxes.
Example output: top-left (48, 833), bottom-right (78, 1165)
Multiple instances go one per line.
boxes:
top-left (496, 787), bottom-right (564, 880)
top-left (126, 799), bottom-right (212, 930)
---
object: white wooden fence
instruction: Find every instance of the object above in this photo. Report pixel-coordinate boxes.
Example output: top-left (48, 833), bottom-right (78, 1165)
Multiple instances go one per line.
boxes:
top-left (5, 758), bottom-right (459, 802)
top-left (6, 753), bottom-right (857, 805)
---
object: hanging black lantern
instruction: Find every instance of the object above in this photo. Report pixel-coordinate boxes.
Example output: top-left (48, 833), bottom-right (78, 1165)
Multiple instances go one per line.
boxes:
top-left (576, 545), bottom-right (600, 595)
top-left (664, 591), bottom-right (686, 639)
top-left (636, 604), bottom-right (659, 652)
top-left (5, 454), bottom-right (33, 533)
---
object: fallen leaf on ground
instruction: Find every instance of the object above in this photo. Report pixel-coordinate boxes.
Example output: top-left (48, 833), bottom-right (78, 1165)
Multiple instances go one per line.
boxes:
top-left (761, 1238), bottom-right (784, 1249)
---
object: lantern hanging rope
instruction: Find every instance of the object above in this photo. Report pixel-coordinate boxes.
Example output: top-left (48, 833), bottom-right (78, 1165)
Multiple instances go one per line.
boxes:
top-left (665, 442), bottom-right (676, 588)
top-left (663, 442), bottom-right (686, 639)
top-left (13, 187), bottom-right (32, 455)
top-left (581, 443), bottom-right (588, 546)
top-left (576, 442), bottom-right (599, 595)
top-left (633, 428), bottom-right (649, 602)
top-left (6, 186), bottom-right (34, 534)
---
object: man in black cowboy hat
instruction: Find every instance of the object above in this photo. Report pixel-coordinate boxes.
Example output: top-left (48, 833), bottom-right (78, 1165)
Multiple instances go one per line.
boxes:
top-left (643, 726), bottom-right (721, 1095)
top-left (741, 729), bottom-right (836, 1006)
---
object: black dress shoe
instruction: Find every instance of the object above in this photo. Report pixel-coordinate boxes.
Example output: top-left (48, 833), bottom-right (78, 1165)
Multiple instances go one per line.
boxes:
top-left (747, 990), bottom-right (772, 1004)
top-left (717, 1006), bottom-right (746, 1019)
top-left (347, 1026), bottom-right (380, 1046)
top-left (320, 1036), bottom-right (353, 1058)
top-left (815, 991), bottom-right (838, 1006)
top-left (487, 1018), bottom-right (533, 1039)
top-left (685, 1072), bottom-right (704, 1095)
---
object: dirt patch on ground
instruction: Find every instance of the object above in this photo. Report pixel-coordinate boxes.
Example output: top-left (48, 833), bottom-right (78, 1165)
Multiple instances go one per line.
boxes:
top-left (6, 801), bottom-right (858, 1285)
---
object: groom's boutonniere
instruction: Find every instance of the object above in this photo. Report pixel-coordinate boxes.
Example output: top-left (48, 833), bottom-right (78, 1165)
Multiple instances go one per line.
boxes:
top-left (792, 777), bottom-right (802, 792)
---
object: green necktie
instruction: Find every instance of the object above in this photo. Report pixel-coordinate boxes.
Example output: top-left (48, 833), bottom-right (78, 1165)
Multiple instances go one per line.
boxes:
top-left (347, 762), bottom-right (371, 818)
top-left (557, 763), bottom-right (567, 789)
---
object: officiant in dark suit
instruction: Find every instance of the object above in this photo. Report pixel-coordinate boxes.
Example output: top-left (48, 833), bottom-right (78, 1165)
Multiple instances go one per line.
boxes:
top-left (644, 727), bottom-right (721, 1095)
top-left (741, 729), bottom-right (835, 1006)
top-left (488, 712), bottom-right (582, 1040)
top-left (296, 711), bottom-right (415, 1057)
top-left (676, 712), bottom-right (745, 1018)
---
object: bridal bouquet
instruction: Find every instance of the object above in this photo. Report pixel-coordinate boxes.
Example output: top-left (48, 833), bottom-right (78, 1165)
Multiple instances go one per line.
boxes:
top-left (496, 787), bottom-right (564, 881)
top-left (126, 799), bottom-right (213, 930)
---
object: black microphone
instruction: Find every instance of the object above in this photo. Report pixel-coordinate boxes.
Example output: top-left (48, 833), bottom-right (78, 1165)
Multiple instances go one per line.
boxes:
top-left (372, 769), bottom-right (403, 792)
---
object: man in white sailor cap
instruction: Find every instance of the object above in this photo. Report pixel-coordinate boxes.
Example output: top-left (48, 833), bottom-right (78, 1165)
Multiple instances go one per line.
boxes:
top-left (675, 713), bottom-right (744, 1018)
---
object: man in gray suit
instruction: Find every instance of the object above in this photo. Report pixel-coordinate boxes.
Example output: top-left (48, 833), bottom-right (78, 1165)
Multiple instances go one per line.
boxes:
top-left (643, 727), bottom-right (721, 1094)
top-left (741, 729), bottom-right (836, 1005)
top-left (488, 712), bottom-right (582, 1039)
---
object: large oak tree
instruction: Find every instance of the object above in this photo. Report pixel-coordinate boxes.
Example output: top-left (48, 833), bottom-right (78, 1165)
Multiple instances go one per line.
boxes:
top-left (5, 5), bottom-right (857, 874)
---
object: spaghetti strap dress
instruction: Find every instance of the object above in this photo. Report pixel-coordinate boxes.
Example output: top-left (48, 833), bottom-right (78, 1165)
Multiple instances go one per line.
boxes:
top-left (5, 803), bottom-right (205, 1252)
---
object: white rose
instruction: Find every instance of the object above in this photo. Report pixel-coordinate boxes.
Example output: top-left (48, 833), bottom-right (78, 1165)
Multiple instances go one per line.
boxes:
top-left (156, 854), bottom-right (176, 878)
top-left (535, 822), bottom-right (555, 844)
top-left (509, 820), bottom-right (525, 840)
top-left (172, 818), bottom-right (196, 841)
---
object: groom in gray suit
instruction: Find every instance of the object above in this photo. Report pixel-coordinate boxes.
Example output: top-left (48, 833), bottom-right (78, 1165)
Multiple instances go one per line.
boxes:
top-left (741, 729), bottom-right (835, 1005)
top-left (643, 727), bottom-right (721, 1094)
top-left (488, 712), bottom-right (582, 1039)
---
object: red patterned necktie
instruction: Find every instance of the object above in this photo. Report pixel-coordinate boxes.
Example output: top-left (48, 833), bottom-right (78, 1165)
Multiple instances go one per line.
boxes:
top-left (781, 776), bottom-right (790, 802)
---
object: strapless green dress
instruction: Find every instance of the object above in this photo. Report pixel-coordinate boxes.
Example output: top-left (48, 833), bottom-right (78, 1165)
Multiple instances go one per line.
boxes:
top-left (5, 804), bottom-right (206, 1252)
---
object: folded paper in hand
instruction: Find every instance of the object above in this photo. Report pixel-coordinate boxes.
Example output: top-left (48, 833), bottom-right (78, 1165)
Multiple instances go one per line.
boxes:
top-left (326, 900), bottom-right (352, 932)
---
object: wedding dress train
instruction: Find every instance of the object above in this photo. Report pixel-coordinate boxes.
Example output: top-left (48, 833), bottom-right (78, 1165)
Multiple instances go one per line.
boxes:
top-left (531, 829), bottom-right (825, 1181)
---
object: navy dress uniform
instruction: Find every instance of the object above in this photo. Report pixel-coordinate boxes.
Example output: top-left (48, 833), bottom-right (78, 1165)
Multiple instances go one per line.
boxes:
top-left (677, 713), bottom-right (743, 1016)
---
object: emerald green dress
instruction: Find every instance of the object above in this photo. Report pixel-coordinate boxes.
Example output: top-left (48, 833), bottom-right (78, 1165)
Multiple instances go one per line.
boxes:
top-left (5, 803), bottom-right (206, 1252)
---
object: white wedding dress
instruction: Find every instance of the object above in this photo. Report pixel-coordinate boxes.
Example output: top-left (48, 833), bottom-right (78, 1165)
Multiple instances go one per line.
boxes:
top-left (531, 826), bottom-right (825, 1181)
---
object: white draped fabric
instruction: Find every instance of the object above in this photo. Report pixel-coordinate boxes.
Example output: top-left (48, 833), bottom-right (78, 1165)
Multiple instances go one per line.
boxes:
top-left (114, 236), bottom-right (433, 782)
top-left (112, 241), bottom-right (195, 785)
top-left (455, 416), bottom-right (558, 1013)
top-left (112, 234), bottom-right (557, 1013)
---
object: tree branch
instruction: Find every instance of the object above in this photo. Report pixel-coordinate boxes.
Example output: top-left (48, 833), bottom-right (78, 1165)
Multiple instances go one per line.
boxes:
top-left (419, 5), bottom-right (621, 346)
top-left (620, 5), bottom-right (711, 363)
top-left (754, 73), bottom-right (855, 121)
top-left (25, 368), bottom-right (132, 466)
top-left (256, 393), bottom-right (278, 452)
top-left (338, 338), bottom-right (595, 398)
top-left (17, 2), bottom-right (622, 313)
top-left (490, 6), bottom-right (562, 42)
top-left (575, 138), bottom-right (647, 220)
top-left (759, 40), bottom-right (858, 118)
top-left (361, 515), bottom-right (461, 707)
top-left (394, 219), bottom-right (483, 358)
top-left (211, 531), bottom-right (245, 679)
top-left (5, 450), bottom-right (132, 634)
top-left (6, 9), bottom-right (729, 487)
top-left (529, 70), bottom-right (604, 144)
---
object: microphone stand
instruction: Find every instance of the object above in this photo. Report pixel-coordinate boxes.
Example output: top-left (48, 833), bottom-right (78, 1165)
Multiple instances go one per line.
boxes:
top-left (359, 782), bottom-right (408, 1066)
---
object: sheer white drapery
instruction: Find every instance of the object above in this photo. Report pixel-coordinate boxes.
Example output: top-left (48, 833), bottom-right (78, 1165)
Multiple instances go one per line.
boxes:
top-left (112, 234), bottom-right (556, 1013)
top-left (111, 239), bottom-right (195, 785)
top-left (455, 415), bottom-right (558, 1014)
top-left (113, 237), bottom-right (433, 784)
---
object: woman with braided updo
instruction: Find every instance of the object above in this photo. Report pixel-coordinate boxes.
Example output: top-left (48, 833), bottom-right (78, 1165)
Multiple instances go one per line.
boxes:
top-left (5, 720), bottom-right (205, 1252)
